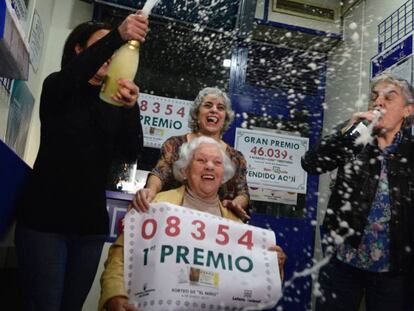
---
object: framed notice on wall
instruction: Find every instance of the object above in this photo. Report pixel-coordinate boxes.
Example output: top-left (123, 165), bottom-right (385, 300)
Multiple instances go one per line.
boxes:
top-left (138, 93), bottom-right (192, 149)
top-left (28, 9), bottom-right (44, 73)
top-left (235, 127), bottom-right (309, 194)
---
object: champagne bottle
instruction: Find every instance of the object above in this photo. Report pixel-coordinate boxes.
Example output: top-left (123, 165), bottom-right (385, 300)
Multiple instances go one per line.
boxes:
top-left (99, 0), bottom-right (161, 106)
top-left (99, 40), bottom-right (140, 106)
top-left (344, 109), bottom-right (382, 139)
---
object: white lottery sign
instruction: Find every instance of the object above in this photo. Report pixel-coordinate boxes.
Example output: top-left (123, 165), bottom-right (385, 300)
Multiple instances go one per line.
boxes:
top-left (124, 203), bottom-right (282, 310)
top-left (138, 93), bottom-right (192, 148)
top-left (235, 128), bottom-right (309, 193)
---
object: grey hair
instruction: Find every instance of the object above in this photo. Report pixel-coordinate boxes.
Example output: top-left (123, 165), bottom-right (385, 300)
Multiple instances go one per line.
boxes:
top-left (370, 73), bottom-right (414, 105)
top-left (173, 136), bottom-right (236, 185)
top-left (188, 87), bottom-right (235, 134)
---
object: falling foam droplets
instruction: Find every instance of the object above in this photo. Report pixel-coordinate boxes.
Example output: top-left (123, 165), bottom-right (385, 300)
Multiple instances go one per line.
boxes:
top-left (348, 22), bottom-right (358, 30)
top-left (351, 32), bottom-right (360, 43)
top-left (142, 0), bottom-right (161, 16)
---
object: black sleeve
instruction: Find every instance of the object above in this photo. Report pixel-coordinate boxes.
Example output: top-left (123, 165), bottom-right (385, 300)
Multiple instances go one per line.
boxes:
top-left (301, 128), bottom-right (358, 175)
top-left (113, 103), bottom-right (143, 163)
top-left (40, 30), bottom-right (125, 113)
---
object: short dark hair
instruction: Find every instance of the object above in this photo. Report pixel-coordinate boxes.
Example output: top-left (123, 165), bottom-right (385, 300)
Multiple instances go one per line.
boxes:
top-left (61, 21), bottom-right (112, 68)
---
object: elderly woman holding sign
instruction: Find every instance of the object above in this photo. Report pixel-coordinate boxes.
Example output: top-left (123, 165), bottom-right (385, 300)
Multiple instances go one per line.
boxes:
top-left (99, 136), bottom-right (285, 311)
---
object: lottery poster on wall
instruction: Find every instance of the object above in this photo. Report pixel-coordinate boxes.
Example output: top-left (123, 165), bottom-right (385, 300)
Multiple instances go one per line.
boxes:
top-left (138, 93), bottom-right (192, 148)
top-left (235, 128), bottom-right (309, 194)
top-left (124, 203), bottom-right (282, 310)
top-left (249, 187), bottom-right (298, 205)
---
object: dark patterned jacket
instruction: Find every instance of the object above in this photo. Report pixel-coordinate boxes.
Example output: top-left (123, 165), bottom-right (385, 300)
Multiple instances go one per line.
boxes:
top-left (302, 127), bottom-right (414, 273)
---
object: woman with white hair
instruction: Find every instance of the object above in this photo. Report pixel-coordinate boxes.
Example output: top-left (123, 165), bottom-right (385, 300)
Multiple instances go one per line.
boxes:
top-left (133, 87), bottom-right (250, 220)
top-left (99, 136), bottom-right (285, 311)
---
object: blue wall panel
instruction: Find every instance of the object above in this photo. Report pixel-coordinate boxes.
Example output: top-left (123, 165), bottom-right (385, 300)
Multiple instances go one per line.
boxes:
top-left (223, 51), bottom-right (325, 309)
top-left (0, 140), bottom-right (30, 238)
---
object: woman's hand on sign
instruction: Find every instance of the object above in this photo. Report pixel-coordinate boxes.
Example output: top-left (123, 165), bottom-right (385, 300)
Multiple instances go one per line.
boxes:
top-left (132, 187), bottom-right (156, 212)
top-left (106, 296), bottom-right (139, 311)
top-left (222, 199), bottom-right (250, 221)
top-left (268, 245), bottom-right (286, 281)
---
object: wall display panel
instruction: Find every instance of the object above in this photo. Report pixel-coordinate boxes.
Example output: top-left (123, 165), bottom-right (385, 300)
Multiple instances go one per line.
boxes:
top-left (371, 34), bottom-right (412, 78)
top-left (0, 139), bottom-right (30, 239)
top-left (0, 77), bottom-right (12, 140)
top-left (390, 56), bottom-right (413, 84)
top-left (5, 80), bottom-right (34, 158)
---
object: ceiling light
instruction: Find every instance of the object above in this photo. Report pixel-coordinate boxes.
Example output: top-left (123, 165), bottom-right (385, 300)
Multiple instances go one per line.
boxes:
top-left (223, 59), bottom-right (231, 68)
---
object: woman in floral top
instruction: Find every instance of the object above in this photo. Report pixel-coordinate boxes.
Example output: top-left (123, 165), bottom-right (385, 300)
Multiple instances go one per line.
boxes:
top-left (132, 87), bottom-right (250, 220)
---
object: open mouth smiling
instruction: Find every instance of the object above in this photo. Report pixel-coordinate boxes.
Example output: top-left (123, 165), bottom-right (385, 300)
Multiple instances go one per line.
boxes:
top-left (207, 116), bottom-right (219, 124)
top-left (201, 174), bottom-right (215, 180)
